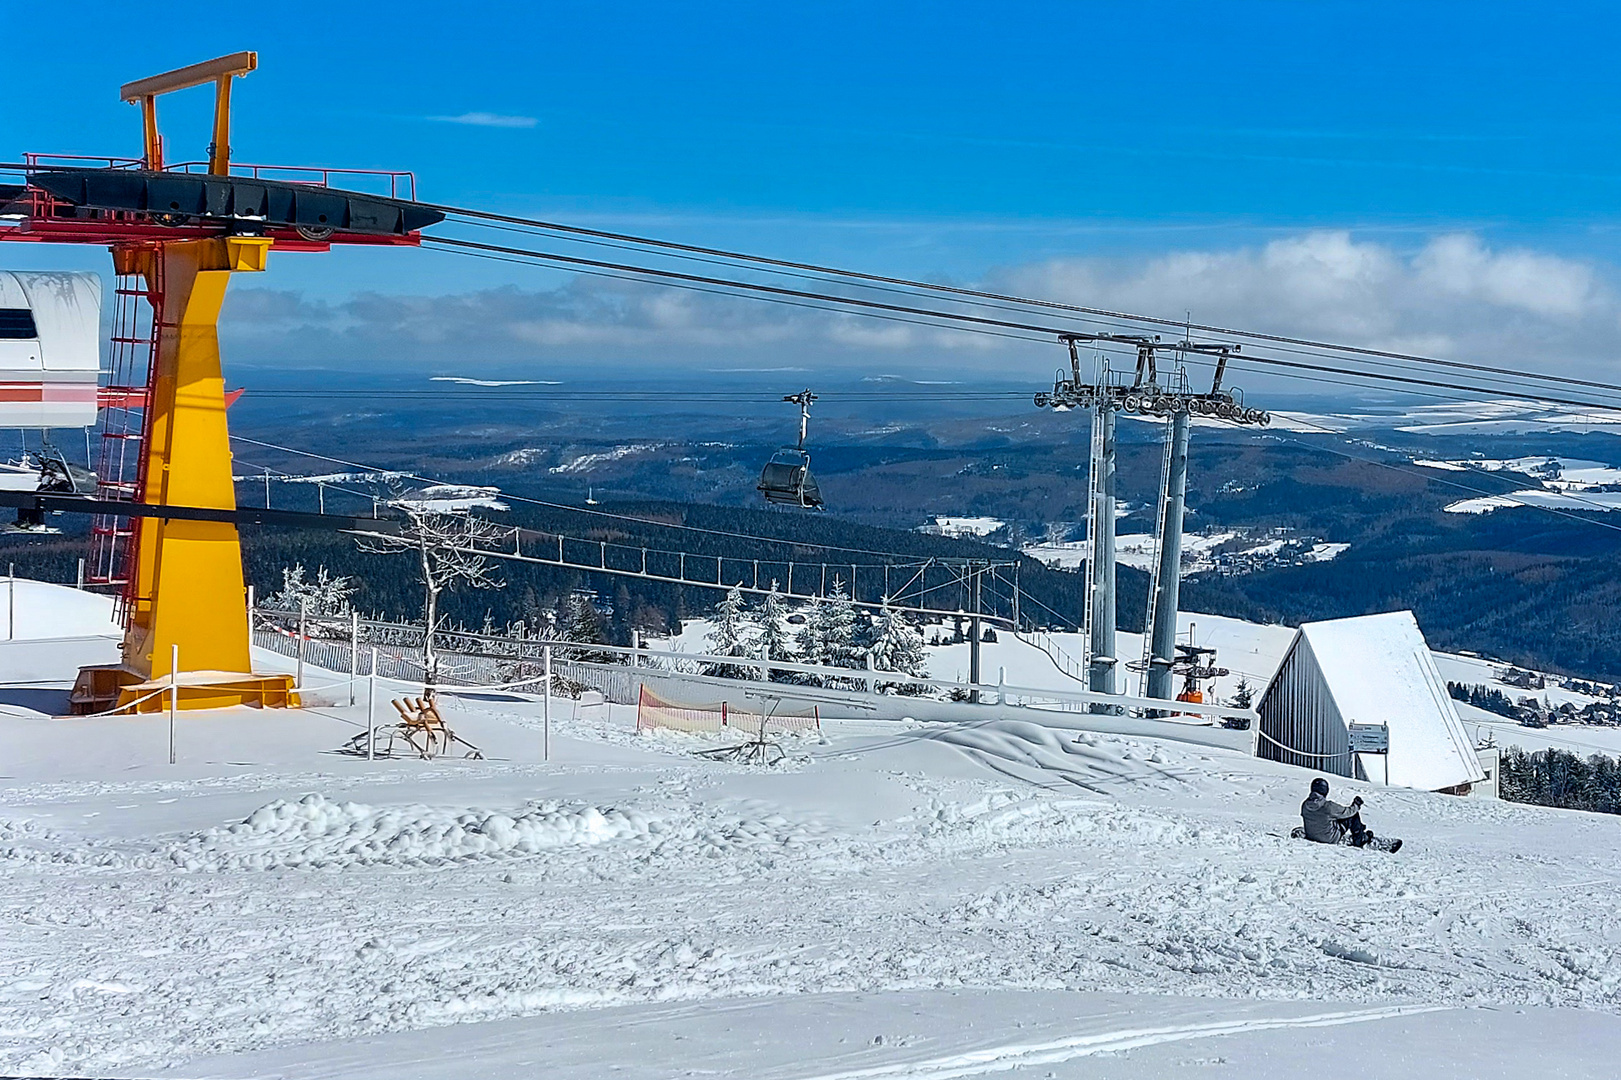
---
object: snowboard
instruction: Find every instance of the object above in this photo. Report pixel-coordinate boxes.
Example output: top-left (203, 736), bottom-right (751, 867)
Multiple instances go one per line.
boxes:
top-left (1290, 825), bottom-right (1402, 852)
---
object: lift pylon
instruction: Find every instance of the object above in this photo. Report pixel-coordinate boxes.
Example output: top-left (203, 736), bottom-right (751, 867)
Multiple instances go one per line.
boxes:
top-left (73, 235), bottom-right (289, 712)
top-left (0, 53), bottom-right (441, 713)
top-left (1035, 333), bottom-right (1271, 711)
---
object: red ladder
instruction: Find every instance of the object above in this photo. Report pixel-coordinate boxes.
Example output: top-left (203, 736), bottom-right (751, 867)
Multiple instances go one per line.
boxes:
top-left (86, 265), bottom-right (161, 623)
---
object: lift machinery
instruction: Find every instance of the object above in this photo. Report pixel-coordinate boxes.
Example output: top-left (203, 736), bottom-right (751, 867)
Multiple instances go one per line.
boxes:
top-left (1034, 332), bottom-right (1268, 709)
top-left (0, 53), bottom-right (442, 712)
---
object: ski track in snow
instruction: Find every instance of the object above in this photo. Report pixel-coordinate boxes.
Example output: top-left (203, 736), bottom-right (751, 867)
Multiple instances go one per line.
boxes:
top-left (4, 718), bottom-right (1621, 1073)
top-left (792, 1003), bottom-right (1449, 1080)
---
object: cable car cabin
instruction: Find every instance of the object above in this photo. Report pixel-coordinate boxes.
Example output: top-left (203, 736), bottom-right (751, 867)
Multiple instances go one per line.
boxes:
top-left (0, 272), bottom-right (101, 429)
top-left (757, 448), bottom-right (824, 509)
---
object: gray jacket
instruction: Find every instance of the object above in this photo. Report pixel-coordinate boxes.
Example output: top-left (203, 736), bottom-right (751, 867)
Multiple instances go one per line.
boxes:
top-left (1301, 792), bottom-right (1359, 843)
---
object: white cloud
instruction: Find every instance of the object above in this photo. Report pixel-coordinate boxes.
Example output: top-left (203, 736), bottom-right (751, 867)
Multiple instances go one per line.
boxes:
top-left (428, 112), bottom-right (538, 129)
top-left (224, 230), bottom-right (1621, 388)
top-left (1001, 231), bottom-right (1619, 384)
top-left (1412, 234), bottom-right (1594, 317)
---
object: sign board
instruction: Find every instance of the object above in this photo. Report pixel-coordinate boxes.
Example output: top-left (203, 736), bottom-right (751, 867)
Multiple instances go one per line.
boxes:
top-left (1348, 722), bottom-right (1390, 754)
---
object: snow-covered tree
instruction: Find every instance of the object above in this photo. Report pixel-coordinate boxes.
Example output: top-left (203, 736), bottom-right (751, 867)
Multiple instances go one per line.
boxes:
top-left (1230, 675), bottom-right (1254, 709)
top-left (265, 563), bottom-right (354, 619)
top-left (705, 585), bottom-right (758, 679)
top-left (558, 589), bottom-right (615, 663)
top-left (357, 506), bottom-right (505, 698)
top-left (867, 598), bottom-right (928, 694)
top-left (797, 580), bottom-right (864, 687)
top-left (756, 583), bottom-right (796, 681)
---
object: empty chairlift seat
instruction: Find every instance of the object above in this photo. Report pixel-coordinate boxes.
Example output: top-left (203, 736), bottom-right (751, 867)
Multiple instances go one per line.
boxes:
top-left (0, 271), bottom-right (101, 429)
top-left (757, 447), bottom-right (823, 509)
top-left (757, 388), bottom-right (825, 510)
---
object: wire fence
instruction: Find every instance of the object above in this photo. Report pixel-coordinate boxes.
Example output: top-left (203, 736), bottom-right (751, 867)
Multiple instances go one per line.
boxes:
top-left (246, 606), bottom-right (1259, 731)
top-left (252, 608), bottom-right (662, 705)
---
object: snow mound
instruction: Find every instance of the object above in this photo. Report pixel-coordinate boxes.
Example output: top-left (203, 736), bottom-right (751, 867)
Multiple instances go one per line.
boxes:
top-left (163, 795), bottom-right (833, 872)
top-left (924, 720), bottom-right (1199, 794)
top-left (168, 794), bottom-right (655, 871)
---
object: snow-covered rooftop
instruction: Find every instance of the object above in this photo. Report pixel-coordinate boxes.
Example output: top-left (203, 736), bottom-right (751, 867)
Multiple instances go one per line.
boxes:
top-left (1291, 611), bottom-right (1484, 791)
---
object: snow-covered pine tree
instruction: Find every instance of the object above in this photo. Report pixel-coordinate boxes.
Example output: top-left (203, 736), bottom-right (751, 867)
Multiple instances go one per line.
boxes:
top-left (756, 583), bottom-right (796, 682)
top-left (796, 580), bottom-right (864, 689)
top-left (704, 585), bottom-right (758, 679)
top-left (559, 589), bottom-right (615, 663)
top-left (794, 594), bottom-right (826, 686)
top-left (866, 598), bottom-right (928, 694)
top-left (820, 580), bottom-right (865, 671)
top-left (265, 563), bottom-right (355, 618)
top-left (1231, 675), bottom-right (1254, 709)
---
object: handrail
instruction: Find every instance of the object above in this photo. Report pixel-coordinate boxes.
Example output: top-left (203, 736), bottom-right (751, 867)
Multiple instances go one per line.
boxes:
top-left (253, 607), bottom-right (1260, 723)
top-left (160, 161), bottom-right (418, 200)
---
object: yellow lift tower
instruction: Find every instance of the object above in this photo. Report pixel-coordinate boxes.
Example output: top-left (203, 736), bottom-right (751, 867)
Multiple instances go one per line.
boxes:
top-left (0, 54), bottom-right (441, 712)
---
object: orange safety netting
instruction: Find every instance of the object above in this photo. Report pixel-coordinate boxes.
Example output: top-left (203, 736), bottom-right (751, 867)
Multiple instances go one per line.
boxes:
top-left (636, 684), bottom-right (820, 735)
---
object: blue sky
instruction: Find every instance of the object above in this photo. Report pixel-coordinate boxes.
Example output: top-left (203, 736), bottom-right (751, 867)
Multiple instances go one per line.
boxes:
top-left (6, 1), bottom-right (1621, 383)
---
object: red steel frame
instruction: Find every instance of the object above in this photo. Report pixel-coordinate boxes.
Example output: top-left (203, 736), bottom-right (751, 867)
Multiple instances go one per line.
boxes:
top-left (1, 155), bottom-right (428, 613)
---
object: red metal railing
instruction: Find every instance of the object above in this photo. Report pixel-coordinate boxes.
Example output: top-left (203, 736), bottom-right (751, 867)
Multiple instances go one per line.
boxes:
top-left (21, 153), bottom-right (145, 171)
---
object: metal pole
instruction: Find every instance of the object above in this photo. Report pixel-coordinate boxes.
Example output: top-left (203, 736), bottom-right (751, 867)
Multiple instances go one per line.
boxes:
top-left (7, 562), bottom-right (12, 641)
top-left (969, 564), bottom-right (982, 703)
top-left (349, 609), bottom-right (360, 706)
top-left (543, 645), bottom-right (552, 763)
top-left (76, 557), bottom-right (85, 590)
top-left (168, 643), bottom-right (179, 765)
top-left (1147, 407), bottom-right (1192, 701)
top-left (1089, 405), bottom-right (1119, 702)
top-left (1012, 562), bottom-right (1020, 629)
top-left (367, 647), bottom-right (377, 761)
top-left (318, 482), bottom-right (325, 514)
top-left (296, 597), bottom-right (307, 689)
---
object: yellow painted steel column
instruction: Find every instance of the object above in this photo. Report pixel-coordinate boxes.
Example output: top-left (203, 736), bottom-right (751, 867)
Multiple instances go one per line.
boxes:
top-left (85, 235), bottom-right (294, 712)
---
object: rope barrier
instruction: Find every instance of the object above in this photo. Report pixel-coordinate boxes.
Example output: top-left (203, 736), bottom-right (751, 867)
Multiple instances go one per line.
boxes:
top-left (70, 683), bottom-right (175, 719)
top-left (1255, 726), bottom-right (1355, 760)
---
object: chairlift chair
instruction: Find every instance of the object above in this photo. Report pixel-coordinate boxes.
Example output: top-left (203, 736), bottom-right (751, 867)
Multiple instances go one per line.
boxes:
top-left (757, 389), bottom-right (824, 509)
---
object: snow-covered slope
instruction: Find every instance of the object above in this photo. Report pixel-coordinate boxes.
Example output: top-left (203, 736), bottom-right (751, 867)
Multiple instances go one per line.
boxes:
top-left (4, 682), bottom-right (1621, 1077)
top-left (0, 578), bottom-right (117, 640)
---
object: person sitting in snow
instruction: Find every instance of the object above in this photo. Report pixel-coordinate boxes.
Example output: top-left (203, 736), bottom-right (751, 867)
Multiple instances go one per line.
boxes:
top-left (1300, 778), bottom-right (1399, 851)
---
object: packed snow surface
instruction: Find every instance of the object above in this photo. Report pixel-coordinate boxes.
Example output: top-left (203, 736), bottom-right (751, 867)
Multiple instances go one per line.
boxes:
top-left (0, 578), bottom-right (117, 640)
top-left (4, 658), bottom-right (1621, 1076)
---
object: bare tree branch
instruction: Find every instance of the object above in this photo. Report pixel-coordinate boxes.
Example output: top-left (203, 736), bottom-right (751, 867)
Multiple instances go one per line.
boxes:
top-left (356, 502), bottom-right (507, 697)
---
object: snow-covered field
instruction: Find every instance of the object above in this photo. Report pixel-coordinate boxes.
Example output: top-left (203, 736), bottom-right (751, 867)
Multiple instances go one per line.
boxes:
top-left (3, 591), bottom-right (1621, 1077)
top-left (1026, 532), bottom-right (1347, 576)
top-left (1417, 455), bottom-right (1621, 515)
top-left (5, 662), bottom-right (1621, 1077)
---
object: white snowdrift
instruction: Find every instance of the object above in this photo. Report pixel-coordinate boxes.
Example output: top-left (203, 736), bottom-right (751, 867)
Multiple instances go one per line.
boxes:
top-left (168, 794), bottom-right (654, 871)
